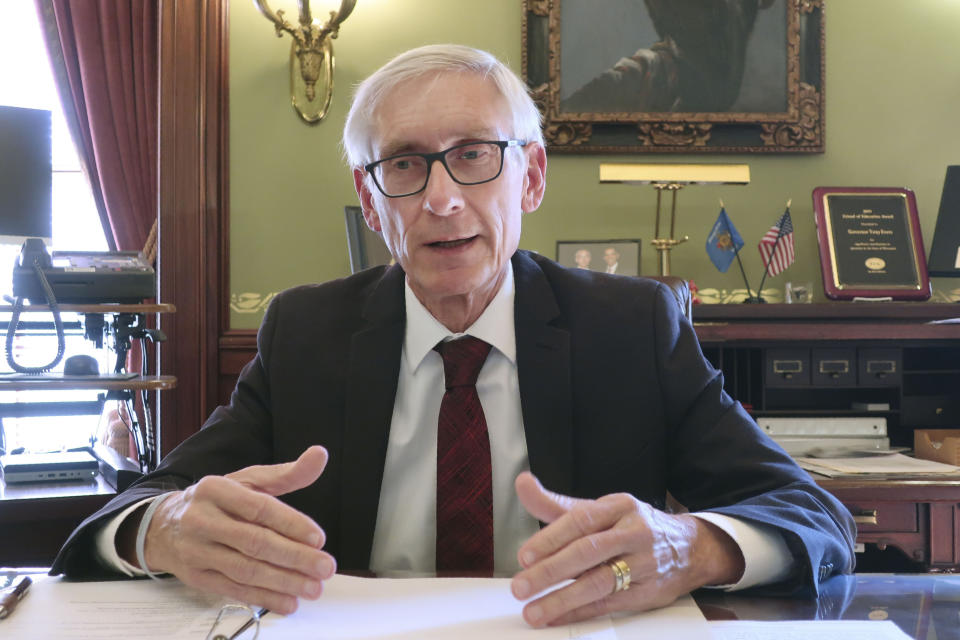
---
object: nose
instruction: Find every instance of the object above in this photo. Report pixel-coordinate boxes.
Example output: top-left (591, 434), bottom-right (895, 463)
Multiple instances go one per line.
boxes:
top-left (422, 158), bottom-right (465, 217)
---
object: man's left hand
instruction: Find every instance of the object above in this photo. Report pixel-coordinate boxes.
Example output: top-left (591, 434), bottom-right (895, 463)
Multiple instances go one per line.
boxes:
top-left (510, 471), bottom-right (745, 627)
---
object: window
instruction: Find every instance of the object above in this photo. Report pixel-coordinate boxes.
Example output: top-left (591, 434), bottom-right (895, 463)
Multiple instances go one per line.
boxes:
top-left (1, 4), bottom-right (112, 455)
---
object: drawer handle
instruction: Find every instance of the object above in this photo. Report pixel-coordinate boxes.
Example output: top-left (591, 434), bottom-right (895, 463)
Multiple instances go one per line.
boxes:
top-left (853, 510), bottom-right (878, 525)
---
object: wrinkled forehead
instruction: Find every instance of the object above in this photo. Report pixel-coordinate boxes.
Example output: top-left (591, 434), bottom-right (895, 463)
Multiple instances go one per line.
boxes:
top-left (368, 71), bottom-right (512, 156)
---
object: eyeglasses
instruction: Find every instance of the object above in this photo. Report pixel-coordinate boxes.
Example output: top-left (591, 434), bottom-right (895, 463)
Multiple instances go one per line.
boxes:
top-left (364, 139), bottom-right (528, 198)
top-left (206, 604), bottom-right (264, 640)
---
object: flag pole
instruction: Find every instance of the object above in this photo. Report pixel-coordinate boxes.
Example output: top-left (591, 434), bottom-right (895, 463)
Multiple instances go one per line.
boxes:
top-left (755, 200), bottom-right (791, 302)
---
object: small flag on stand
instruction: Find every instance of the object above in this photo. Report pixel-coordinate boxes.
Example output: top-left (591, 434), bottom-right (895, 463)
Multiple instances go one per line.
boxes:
top-left (705, 207), bottom-right (744, 272)
top-left (758, 208), bottom-right (795, 276)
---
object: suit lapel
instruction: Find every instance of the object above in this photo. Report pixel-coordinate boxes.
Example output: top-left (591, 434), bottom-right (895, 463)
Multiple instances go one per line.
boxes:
top-left (340, 264), bottom-right (405, 569)
top-left (512, 252), bottom-right (574, 496)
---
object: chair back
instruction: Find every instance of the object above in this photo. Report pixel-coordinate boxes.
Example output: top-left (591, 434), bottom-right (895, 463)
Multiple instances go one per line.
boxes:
top-left (644, 275), bottom-right (692, 322)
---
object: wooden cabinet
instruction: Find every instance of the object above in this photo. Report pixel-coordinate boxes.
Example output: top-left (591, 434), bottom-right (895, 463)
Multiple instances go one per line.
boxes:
top-left (694, 303), bottom-right (960, 449)
top-left (694, 303), bottom-right (960, 570)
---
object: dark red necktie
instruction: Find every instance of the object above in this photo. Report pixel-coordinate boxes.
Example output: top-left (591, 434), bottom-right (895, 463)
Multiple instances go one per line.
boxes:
top-left (434, 336), bottom-right (494, 574)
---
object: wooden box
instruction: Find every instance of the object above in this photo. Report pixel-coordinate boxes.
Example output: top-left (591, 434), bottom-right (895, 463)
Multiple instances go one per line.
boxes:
top-left (914, 429), bottom-right (960, 466)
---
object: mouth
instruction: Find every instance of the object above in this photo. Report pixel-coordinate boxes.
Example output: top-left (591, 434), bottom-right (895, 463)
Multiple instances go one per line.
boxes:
top-left (428, 236), bottom-right (477, 249)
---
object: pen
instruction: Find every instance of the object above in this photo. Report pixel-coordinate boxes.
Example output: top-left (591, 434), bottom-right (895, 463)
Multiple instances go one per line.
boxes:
top-left (0, 575), bottom-right (31, 620)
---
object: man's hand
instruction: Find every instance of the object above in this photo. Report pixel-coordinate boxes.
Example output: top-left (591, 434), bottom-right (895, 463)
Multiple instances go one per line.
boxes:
top-left (140, 446), bottom-right (336, 614)
top-left (510, 471), bottom-right (744, 627)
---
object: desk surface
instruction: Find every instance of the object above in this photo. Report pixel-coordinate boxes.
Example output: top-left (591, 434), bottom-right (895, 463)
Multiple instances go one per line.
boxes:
top-left (696, 573), bottom-right (959, 640)
top-left (0, 571), bottom-right (950, 638)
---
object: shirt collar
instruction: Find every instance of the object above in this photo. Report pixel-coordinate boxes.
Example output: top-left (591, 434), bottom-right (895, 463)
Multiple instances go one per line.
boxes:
top-left (404, 261), bottom-right (516, 371)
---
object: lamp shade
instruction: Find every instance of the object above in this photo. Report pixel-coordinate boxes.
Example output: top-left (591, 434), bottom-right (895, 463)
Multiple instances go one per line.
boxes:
top-left (599, 163), bottom-right (750, 185)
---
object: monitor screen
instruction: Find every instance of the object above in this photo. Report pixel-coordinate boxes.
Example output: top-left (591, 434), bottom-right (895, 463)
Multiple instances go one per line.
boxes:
top-left (0, 105), bottom-right (52, 245)
top-left (928, 165), bottom-right (960, 277)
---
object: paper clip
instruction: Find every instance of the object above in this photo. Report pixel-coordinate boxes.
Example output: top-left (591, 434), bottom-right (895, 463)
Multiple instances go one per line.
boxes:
top-left (205, 603), bottom-right (265, 640)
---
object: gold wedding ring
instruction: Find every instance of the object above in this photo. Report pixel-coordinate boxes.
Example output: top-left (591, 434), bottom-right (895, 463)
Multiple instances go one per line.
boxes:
top-left (608, 559), bottom-right (631, 594)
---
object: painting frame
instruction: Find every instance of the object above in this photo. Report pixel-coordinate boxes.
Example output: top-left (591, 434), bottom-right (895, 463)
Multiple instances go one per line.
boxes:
top-left (812, 187), bottom-right (931, 301)
top-left (556, 239), bottom-right (642, 276)
top-left (522, 0), bottom-right (825, 154)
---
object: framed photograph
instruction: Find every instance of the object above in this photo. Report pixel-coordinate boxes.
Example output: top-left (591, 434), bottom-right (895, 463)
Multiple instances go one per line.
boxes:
top-left (556, 240), bottom-right (641, 276)
top-left (522, 0), bottom-right (824, 153)
top-left (344, 205), bottom-right (394, 273)
top-left (812, 187), bottom-right (931, 301)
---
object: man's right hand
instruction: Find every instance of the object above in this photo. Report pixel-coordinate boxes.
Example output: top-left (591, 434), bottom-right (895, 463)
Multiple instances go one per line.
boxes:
top-left (137, 445), bottom-right (336, 614)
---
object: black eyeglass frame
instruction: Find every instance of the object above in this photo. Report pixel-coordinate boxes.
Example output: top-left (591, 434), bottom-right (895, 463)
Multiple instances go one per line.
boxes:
top-left (363, 139), bottom-right (528, 198)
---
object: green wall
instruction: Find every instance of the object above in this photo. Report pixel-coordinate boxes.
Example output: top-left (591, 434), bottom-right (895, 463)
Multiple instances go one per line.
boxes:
top-left (229, 0), bottom-right (960, 328)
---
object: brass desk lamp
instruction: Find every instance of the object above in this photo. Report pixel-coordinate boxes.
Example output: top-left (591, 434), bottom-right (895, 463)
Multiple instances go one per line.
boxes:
top-left (600, 164), bottom-right (750, 276)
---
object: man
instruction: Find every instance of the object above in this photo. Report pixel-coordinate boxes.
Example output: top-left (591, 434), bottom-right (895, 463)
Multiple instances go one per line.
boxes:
top-left (603, 247), bottom-right (620, 274)
top-left (53, 44), bottom-right (854, 628)
top-left (574, 248), bottom-right (592, 269)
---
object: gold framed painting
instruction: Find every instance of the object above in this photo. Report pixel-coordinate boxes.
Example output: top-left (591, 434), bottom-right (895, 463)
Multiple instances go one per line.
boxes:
top-left (522, 0), bottom-right (825, 153)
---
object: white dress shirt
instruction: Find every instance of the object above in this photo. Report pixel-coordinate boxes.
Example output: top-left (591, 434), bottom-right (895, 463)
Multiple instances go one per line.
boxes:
top-left (97, 263), bottom-right (792, 588)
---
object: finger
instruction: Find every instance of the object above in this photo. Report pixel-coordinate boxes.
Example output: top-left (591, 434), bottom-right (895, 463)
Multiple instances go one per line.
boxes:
top-left (227, 445), bottom-right (329, 497)
top-left (513, 526), bottom-right (625, 598)
top-left (190, 541), bottom-right (328, 602)
top-left (184, 568), bottom-right (303, 616)
top-left (192, 475), bottom-right (326, 547)
top-left (515, 494), bottom-right (632, 570)
top-left (514, 471), bottom-right (589, 523)
top-left (520, 563), bottom-right (622, 628)
top-left (201, 514), bottom-right (336, 579)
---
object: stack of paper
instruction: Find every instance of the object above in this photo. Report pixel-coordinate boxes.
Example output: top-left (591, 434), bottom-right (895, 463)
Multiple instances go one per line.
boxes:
top-left (797, 452), bottom-right (960, 477)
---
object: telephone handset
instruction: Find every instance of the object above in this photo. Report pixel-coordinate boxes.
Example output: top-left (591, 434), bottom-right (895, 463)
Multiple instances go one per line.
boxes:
top-left (5, 238), bottom-right (66, 373)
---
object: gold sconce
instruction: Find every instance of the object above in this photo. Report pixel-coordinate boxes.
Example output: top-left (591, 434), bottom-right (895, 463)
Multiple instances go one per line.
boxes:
top-left (600, 163), bottom-right (750, 276)
top-left (254, 0), bottom-right (357, 124)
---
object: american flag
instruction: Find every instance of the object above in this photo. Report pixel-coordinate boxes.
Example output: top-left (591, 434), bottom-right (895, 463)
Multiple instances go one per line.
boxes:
top-left (757, 209), bottom-right (795, 276)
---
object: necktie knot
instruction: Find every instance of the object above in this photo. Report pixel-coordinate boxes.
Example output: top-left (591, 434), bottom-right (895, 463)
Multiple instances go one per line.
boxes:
top-left (434, 336), bottom-right (491, 388)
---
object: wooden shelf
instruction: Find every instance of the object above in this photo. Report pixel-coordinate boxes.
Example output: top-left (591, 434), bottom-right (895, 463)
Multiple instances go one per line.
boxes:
top-left (693, 302), bottom-right (960, 323)
top-left (0, 375), bottom-right (177, 391)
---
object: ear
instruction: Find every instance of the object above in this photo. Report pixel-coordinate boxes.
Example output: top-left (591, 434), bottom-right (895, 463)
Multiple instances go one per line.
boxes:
top-left (353, 167), bottom-right (383, 233)
top-left (520, 142), bottom-right (547, 214)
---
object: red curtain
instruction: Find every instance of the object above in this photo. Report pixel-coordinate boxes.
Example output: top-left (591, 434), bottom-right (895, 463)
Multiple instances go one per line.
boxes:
top-left (35, 0), bottom-right (158, 254)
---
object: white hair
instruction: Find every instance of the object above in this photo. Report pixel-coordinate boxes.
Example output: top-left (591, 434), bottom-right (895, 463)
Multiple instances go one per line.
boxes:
top-left (342, 44), bottom-right (544, 168)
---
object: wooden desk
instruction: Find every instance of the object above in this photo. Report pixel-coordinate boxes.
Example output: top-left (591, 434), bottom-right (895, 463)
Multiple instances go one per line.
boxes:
top-left (697, 573), bottom-right (960, 640)
top-left (817, 475), bottom-right (960, 571)
top-left (0, 475), bottom-right (115, 566)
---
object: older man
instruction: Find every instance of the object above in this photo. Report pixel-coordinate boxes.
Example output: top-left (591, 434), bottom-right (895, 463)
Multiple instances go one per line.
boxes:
top-left (53, 44), bottom-right (854, 628)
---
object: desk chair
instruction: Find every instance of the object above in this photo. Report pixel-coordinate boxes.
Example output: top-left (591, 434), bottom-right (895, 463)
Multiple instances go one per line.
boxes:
top-left (644, 275), bottom-right (692, 322)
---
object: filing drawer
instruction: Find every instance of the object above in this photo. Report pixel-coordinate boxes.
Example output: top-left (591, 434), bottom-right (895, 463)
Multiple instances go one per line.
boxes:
top-left (844, 501), bottom-right (918, 533)
top-left (811, 348), bottom-right (857, 387)
top-left (764, 348), bottom-right (810, 387)
top-left (858, 348), bottom-right (901, 387)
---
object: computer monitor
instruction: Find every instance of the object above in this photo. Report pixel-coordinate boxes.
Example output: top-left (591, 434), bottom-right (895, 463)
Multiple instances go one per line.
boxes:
top-left (0, 105), bottom-right (52, 246)
top-left (927, 166), bottom-right (960, 278)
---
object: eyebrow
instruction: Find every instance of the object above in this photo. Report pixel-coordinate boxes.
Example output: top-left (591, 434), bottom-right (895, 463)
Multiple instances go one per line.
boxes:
top-left (377, 130), bottom-right (503, 159)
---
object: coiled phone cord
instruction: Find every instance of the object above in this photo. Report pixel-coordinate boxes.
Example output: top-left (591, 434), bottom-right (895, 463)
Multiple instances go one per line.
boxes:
top-left (5, 258), bottom-right (66, 374)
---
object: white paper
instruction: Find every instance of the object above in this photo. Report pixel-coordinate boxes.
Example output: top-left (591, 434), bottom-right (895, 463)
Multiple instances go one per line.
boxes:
top-left (259, 575), bottom-right (710, 639)
top-left (797, 452), bottom-right (960, 476)
top-left (2, 574), bottom-right (225, 639)
top-left (709, 620), bottom-right (912, 640)
top-left (2, 573), bottom-right (709, 640)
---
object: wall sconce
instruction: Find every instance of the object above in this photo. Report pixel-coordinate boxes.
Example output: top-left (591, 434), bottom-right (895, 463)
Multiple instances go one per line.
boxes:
top-left (600, 163), bottom-right (750, 276)
top-left (253, 0), bottom-right (357, 124)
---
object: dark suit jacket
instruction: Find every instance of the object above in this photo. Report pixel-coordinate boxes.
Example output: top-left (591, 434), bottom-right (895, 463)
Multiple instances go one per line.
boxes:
top-left (52, 251), bottom-right (855, 595)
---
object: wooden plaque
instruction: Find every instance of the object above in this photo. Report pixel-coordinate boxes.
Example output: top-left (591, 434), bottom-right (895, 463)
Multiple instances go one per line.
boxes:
top-left (812, 187), bottom-right (931, 301)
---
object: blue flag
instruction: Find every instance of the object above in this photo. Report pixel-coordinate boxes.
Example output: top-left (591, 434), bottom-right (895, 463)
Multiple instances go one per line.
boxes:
top-left (705, 208), bottom-right (744, 272)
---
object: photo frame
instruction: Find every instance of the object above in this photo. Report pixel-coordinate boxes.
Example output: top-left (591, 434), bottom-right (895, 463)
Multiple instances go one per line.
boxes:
top-left (556, 239), bottom-right (642, 276)
top-left (522, 0), bottom-right (825, 153)
top-left (812, 187), bottom-right (931, 301)
top-left (344, 205), bottom-right (393, 273)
